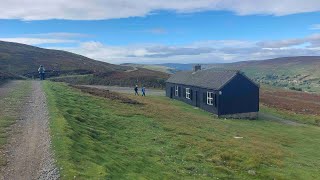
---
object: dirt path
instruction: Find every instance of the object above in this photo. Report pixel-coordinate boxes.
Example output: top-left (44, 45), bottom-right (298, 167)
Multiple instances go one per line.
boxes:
top-left (0, 81), bottom-right (59, 180)
top-left (259, 112), bottom-right (305, 126)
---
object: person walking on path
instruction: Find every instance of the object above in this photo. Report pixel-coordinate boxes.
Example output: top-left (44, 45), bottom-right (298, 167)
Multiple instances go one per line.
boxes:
top-left (38, 65), bottom-right (46, 80)
top-left (134, 85), bottom-right (139, 96)
top-left (141, 86), bottom-right (146, 96)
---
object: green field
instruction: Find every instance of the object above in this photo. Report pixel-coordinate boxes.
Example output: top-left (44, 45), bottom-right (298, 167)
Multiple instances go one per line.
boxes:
top-left (44, 81), bottom-right (320, 179)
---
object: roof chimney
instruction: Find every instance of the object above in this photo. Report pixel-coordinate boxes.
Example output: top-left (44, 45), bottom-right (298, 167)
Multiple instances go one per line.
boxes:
top-left (193, 64), bottom-right (201, 72)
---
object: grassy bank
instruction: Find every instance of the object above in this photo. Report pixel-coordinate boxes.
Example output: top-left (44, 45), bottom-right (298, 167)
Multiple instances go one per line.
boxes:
top-left (44, 81), bottom-right (320, 179)
top-left (0, 81), bottom-right (32, 165)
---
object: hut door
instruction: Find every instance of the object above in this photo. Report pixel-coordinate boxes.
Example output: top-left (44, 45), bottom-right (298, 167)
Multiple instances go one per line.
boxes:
top-left (170, 87), bottom-right (174, 98)
top-left (195, 91), bottom-right (200, 107)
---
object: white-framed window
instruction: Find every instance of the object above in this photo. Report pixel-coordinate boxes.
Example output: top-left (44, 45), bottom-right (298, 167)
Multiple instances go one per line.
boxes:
top-left (207, 92), bottom-right (214, 105)
top-left (186, 88), bottom-right (190, 99)
top-left (175, 86), bottom-right (179, 96)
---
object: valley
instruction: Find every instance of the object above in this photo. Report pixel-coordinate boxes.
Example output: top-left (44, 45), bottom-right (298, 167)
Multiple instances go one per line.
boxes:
top-left (128, 56), bottom-right (320, 92)
top-left (0, 41), bottom-right (319, 179)
top-left (1, 2), bottom-right (320, 179)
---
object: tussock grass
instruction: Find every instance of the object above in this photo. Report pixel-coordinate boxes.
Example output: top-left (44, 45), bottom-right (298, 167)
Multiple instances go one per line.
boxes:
top-left (44, 81), bottom-right (320, 179)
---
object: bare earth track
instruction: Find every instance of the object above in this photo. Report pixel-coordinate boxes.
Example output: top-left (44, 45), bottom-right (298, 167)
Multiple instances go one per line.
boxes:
top-left (0, 81), bottom-right (59, 180)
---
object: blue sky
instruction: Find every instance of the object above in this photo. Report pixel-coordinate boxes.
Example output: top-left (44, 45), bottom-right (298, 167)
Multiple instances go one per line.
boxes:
top-left (1, 0), bottom-right (320, 64)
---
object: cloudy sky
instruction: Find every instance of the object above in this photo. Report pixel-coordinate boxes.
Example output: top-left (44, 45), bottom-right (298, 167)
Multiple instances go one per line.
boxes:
top-left (1, 0), bottom-right (320, 64)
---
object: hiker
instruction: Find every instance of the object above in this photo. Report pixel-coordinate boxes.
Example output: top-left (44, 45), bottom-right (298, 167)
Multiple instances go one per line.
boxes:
top-left (38, 65), bottom-right (45, 80)
top-left (134, 85), bottom-right (139, 95)
top-left (141, 86), bottom-right (146, 96)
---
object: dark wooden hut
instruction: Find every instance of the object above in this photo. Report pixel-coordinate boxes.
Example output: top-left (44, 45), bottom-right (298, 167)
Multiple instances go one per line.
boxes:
top-left (165, 65), bottom-right (259, 119)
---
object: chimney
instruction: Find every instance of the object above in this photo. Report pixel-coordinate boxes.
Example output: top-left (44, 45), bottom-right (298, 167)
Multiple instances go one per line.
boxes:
top-left (193, 64), bottom-right (201, 72)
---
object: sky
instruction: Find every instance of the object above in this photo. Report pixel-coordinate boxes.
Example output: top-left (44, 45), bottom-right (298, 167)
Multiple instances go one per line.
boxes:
top-left (0, 0), bottom-right (320, 64)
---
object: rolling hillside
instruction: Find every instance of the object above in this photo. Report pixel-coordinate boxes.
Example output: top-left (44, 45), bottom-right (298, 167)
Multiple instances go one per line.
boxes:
top-left (122, 63), bottom-right (177, 74)
top-left (208, 56), bottom-right (320, 92)
top-left (0, 41), bottom-right (130, 77)
top-left (131, 56), bottom-right (320, 92)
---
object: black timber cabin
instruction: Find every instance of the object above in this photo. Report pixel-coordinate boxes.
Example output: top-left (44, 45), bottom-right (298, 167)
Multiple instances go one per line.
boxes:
top-left (165, 65), bottom-right (259, 119)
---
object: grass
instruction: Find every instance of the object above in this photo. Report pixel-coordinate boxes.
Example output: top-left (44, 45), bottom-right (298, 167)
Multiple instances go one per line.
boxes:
top-left (44, 81), bottom-right (320, 179)
top-left (0, 80), bottom-right (32, 166)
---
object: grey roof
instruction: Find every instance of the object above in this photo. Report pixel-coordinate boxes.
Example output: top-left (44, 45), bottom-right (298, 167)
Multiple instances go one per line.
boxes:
top-left (166, 69), bottom-right (239, 90)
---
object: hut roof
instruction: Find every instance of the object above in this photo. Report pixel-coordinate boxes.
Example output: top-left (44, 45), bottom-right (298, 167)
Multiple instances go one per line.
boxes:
top-left (166, 69), bottom-right (241, 90)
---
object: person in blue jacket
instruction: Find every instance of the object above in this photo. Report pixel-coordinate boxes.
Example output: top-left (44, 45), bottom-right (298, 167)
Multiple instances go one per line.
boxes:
top-left (141, 86), bottom-right (146, 96)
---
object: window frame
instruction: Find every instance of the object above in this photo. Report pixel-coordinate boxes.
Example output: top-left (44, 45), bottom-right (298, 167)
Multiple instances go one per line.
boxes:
top-left (185, 88), bottom-right (190, 99)
top-left (207, 91), bottom-right (214, 105)
top-left (175, 86), bottom-right (179, 96)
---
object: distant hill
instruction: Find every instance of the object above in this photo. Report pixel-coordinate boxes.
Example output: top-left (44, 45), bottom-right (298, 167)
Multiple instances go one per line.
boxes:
top-left (122, 63), bottom-right (195, 74)
top-left (0, 41), bottom-right (130, 77)
top-left (155, 63), bottom-right (194, 72)
top-left (206, 56), bottom-right (320, 92)
top-left (122, 63), bottom-right (176, 74)
top-left (126, 56), bottom-right (320, 92)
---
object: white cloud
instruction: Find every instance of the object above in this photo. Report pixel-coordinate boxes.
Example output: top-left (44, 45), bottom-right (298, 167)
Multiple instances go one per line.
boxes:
top-left (145, 28), bottom-right (167, 34)
top-left (257, 34), bottom-right (320, 48)
top-left (0, 32), bottom-right (89, 45)
top-left (3, 32), bottom-right (320, 64)
top-left (191, 40), bottom-right (257, 48)
top-left (48, 33), bottom-right (320, 64)
top-left (62, 41), bottom-right (152, 62)
top-left (1, 0), bottom-right (320, 20)
top-left (0, 38), bottom-right (76, 45)
top-left (27, 32), bottom-right (91, 38)
top-left (310, 24), bottom-right (320, 30)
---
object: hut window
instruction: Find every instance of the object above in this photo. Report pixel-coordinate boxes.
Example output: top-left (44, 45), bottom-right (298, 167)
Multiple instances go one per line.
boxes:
top-left (175, 86), bottom-right (179, 96)
top-left (207, 92), bottom-right (214, 105)
top-left (186, 88), bottom-right (190, 99)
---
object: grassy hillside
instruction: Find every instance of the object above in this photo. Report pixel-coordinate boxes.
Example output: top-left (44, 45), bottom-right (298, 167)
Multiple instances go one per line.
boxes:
top-left (142, 56), bottom-right (320, 92)
top-left (122, 63), bottom-right (176, 74)
top-left (0, 41), bottom-right (130, 77)
top-left (208, 56), bottom-right (320, 92)
top-left (51, 68), bottom-right (170, 88)
top-left (44, 81), bottom-right (320, 179)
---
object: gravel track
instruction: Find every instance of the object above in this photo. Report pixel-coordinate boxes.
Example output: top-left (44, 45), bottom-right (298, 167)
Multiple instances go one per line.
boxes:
top-left (0, 81), bottom-right (59, 180)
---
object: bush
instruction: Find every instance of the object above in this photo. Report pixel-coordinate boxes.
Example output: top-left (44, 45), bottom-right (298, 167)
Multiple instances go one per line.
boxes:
top-left (289, 87), bottom-right (302, 91)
